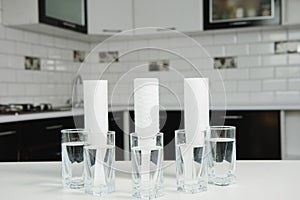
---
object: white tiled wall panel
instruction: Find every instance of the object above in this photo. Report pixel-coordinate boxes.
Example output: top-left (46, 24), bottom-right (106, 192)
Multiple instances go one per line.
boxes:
top-left (249, 43), bottom-right (274, 55)
top-left (225, 44), bottom-right (249, 56)
top-left (250, 68), bottom-right (274, 79)
top-left (262, 79), bottom-right (287, 91)
top-left (214, 33), bottom-right (237, 44)
top-left (0, 0), bottom-right (299, 107)
top-left (237, 31), bottom-right (261, 43)
top-left (262, 29), bottom-right (287, 41)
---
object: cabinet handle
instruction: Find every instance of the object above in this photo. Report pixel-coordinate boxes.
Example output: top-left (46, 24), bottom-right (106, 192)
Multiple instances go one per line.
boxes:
top-left (0, 130), bottom-right (17, 136)
top-left (156, 27), bottom-right (176, 31)
top-left (62, 22), bottom-right (76, 28)
top-left (45, 125), bottom-right (64, 130)
top-left (102, 29), bottom-right (122, 33)
top-left (221, 115), bottom-right (243, 120)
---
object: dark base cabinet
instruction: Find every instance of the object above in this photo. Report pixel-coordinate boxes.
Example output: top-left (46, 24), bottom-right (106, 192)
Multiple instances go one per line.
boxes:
top-left (20, 116), bottom-right (81, 161)
top-left (0, 110), bottom-right (281, 162)
top-left (0, 116), bottom-right (83, 162)
top-left (0, 123), bottom-right (20, 161)
top-left (160, 111), bottom-right (184, 160)
top-left (129, 110), bottom-right (184, 160)
top-left (211, 110), bottom-right (281, 160)
top-left (0, 112), bottom-right (126, 162)
top-left (108, 111), bottom-right (124, 161)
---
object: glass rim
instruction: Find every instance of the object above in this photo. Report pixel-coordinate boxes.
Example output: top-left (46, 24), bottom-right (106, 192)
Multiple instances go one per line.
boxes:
top-left (175, 129), bottom-right (206, 133)
top-left (209, 126), bottom-right (236, 131)
top-left (87, 130), bottom-right (116, 135)
top-left (61, 128), bottom-right (89, 134)
top-left (130, 132), bottom-right (163, 138)
top-left (175, 129), bottom-right (184, 133)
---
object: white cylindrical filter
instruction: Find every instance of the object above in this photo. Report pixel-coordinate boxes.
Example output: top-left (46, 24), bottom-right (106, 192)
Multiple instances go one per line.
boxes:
top-left (134, 78), bottom-right (159, 184)
top-left (83, 80), bottom-right (108, 146)
top-left (184, 78), bottom-right (209, 146)
top-left (83, 80), bottom-right (109, 186)
top-left (134, 78), bottom-right (159, 140)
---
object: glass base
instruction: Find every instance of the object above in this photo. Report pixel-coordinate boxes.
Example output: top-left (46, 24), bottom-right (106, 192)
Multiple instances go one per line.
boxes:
top-left (208, 175), bottom-right (236, 186)
top-left (85, 184), bottom-right (115, 196)
top-left (177, 180), bottom-right (207, 193)
top-left (130, 133), bottom-right (164, 199)
top-left (62, 178), bottom-right (84, 189)
top-left (132, 186), bottom-right (164, 199)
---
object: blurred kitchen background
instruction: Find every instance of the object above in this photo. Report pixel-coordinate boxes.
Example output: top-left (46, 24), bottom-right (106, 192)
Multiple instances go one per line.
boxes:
top-left (0, 0), bottom-right (299, 162)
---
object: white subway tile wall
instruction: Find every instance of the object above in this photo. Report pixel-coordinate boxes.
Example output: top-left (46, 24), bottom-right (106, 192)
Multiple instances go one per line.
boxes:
top-left (0, 2), bottom-right (90, 105)
top-left (0, 1), bottom-right (299, 106)
top-left (86, 28), bottom-right (300, 107)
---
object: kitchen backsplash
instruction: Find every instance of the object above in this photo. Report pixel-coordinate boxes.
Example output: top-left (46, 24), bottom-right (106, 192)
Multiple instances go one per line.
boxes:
top-left (0, 1), bottom-right (90, 106)
top-left (83, 28), bottom-right (300, 107)
top-left (0, 0), bottom-right (299, 107)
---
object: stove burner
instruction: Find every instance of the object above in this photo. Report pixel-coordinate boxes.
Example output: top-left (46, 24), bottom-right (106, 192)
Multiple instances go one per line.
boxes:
top-left (0, 103), bottom-right (54, 115)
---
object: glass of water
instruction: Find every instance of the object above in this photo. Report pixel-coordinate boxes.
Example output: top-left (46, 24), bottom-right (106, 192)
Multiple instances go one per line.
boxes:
top-left (175, 129), bottom-right (207, 193)
top-left (84, 131), bottom-right (115, 196)
top-left (61, 129), bottom-right (88, 189)
top-left (206, 126), bottom-right (236, 186)
top-left (130, 132), bottom-right (164, 199)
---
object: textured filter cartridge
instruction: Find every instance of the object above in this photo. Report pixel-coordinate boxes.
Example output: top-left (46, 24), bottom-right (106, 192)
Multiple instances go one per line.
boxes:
top-left (134, 78), bottom-right (160, 184)
top-left (183, 78), bottom-right (209, 181)
top-left (134, 78), bottom-right (159, 140)
top-left (184, 78), bottom-right (209, 146)
top-left (83, 80), bottom-right (108, 186)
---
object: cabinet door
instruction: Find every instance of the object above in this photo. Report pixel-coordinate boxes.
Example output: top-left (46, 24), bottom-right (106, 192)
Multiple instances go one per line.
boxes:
top-left (20, 117), bottom-right (78, 161)
top-left (129, 110), bottom-right (184, 160)
top-left (134, 0), bottom-right (203, 33)
top-left (88, 0), bottom-right (133, 34)
top-left (211, 111), bottom-right (281, 160)
top-left (0, 123), bottom-right (19, 161)
top-left (160, 111), bottom-right (184, 160)
top-left (282, 0), bottom-right (300, 25)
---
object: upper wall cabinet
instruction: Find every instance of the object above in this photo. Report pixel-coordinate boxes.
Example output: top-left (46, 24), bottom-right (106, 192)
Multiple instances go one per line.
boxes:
top-left (2, 0), bottom-right (133, 39)
top-left (87, 0), bottom-right (133, 35)
top-left (282, 0), bottom-right (300, 25)
top-left (134, 0), bottom-right (203, 33)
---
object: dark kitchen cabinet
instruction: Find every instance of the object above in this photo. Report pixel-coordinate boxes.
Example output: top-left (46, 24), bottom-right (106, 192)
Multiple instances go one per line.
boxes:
top-left (108, 111), bottom-right (124, 161)
top-left (20, 116), bottom-right (82, 161)
top-left (0, 123), bottom-right (20, 161)
top-left (210, 110), bottom-right (281, 160)
top-left (129, 110), bottom-right (280, 160)
top-left (0, 112), bottom-right (126, 162)
top-left (160, 111), bottom-right (184, 160)
top-left (129, 110), bottom-right (184, 160)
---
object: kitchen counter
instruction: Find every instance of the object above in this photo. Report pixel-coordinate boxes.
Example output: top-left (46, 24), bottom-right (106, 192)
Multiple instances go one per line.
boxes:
top-left (0, 161), bottom-right (299, 200)
top-left (0, 109), bottom-right (84, 123)
top-left (1, 105), bottom-right (300, 123)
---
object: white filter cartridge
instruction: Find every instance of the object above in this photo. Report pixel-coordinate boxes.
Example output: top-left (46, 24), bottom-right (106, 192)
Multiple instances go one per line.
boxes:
top-left (83, 80), bottom-right (108, 186)
top-left (134, 78), bottom-right (159, 139)
top-left (184, 78), bottom-right (209, 146)
top-left (83, 80), bottom-right (108, 146)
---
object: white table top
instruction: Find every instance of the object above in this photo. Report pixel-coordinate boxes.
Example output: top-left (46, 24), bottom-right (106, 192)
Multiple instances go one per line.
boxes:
top-left (0, 161), bottom-right (299, 200)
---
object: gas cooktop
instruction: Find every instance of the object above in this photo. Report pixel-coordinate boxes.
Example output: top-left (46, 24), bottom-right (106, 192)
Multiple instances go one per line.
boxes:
top-left (0, 103), bottom-right (67, 115)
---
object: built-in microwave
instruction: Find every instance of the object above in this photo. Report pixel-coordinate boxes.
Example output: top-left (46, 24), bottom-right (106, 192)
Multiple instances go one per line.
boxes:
top-left (39, 0), bottom-right (88, 33)
top-left (204, 0), bottom-right (281, 30)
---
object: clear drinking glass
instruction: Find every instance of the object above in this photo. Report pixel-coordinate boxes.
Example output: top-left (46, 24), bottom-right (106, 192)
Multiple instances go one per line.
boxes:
top-left (206, 126), bottom-right (236, 186)
top-left (84, 131), bottom-right (115, 196)
top-left (175, 129), bottom-right (207, 193)
top-left (61, 129), bottom-right (88, 189)
top-left (130, 132), bottom-right (164, 199)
